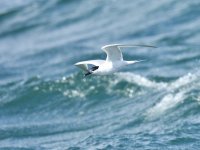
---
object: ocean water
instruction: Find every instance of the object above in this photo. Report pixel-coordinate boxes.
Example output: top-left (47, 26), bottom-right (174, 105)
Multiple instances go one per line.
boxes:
top-left (0, 0), bottom-right (200, 149)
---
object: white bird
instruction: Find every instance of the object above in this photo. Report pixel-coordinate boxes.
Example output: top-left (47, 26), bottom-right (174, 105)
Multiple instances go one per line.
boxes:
top-left (74, 44), bottom-right (156, 76)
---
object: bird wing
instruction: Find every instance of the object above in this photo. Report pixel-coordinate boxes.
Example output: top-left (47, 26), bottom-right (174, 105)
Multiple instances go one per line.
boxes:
top-left (101, 44), bottom-right (157, 62)
top-left (102, 44), bottom-right (123, 62)
top-left (74, 60), bottom-right (105, 72)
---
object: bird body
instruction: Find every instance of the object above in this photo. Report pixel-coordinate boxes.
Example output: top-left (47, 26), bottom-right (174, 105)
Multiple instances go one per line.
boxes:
top-left (74, 44), bottom-right (156, 76)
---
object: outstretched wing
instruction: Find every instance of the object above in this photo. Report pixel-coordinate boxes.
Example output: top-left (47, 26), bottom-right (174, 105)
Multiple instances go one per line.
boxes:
top-left (74, 60), bottom-right (105, 72)
top-left (102, 44), bottom-right (157, 62)
top-left (102, 44), bottom-right (123, 62)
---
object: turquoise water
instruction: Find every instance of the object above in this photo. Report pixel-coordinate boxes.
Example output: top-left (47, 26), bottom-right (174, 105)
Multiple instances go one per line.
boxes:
top-left (0, 0), bottom-right (200, 149)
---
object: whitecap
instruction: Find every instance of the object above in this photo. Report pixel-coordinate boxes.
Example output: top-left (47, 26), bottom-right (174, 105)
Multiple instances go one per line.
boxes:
top-left (146, 72), bottom-right (200, 119)
top-left (167, 73), bottom-right (198, 91)
top-left (146, 91), bottom-right (186, 119)
top-left (116, 72), bottom-right (167, 89)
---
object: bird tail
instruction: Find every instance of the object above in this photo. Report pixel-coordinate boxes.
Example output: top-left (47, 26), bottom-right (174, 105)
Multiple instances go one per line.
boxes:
top-left (125, 60), bottom-right (145, 65)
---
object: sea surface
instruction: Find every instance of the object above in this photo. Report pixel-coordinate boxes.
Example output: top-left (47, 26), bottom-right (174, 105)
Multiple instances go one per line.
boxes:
top-left (0, 0), bottom-right (200, 149)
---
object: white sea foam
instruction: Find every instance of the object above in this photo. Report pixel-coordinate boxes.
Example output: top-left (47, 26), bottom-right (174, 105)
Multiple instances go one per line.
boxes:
top-left (116, 72), bottom-right (198, 92)
top-left (116, 72), bottom-right (167, 89)
top-left (196, 96), bottom-right (200, 104)
top-left (146, 72), bottom-right (199, 119)
top-left (63, 90), bottom-right (86, 99)
top-left (116, 72), bottom-right (200, 119)
top-left (147, 91), bottom-right (186, 119)
top-left (167, 73), bottom-right (197, 91)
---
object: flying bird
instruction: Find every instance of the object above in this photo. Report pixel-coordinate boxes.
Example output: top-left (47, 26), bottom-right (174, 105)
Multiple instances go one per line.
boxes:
top-left (74, 44), bottom-right (156, 76)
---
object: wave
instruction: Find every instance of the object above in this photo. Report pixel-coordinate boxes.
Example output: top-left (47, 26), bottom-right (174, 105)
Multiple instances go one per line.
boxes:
top-left (146, 72), bottom-right (200, 119)
top-left (1, 0), bottom-right (200, 148)
top-left (114, 72), bottom-right (200, 119)
top-left (1, 71), bottom-right (199, 117)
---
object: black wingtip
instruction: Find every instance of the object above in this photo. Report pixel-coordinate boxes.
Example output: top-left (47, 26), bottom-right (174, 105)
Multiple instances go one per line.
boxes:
top-left (84, 72), bottom-right (92, 77)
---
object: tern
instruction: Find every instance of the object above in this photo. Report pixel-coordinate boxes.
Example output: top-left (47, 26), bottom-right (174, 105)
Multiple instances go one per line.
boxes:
top-left (74, 44), bottom-right (156, 76)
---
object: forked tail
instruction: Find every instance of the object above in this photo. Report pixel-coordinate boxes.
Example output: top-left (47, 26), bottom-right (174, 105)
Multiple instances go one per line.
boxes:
top-left (125, 60), bottom-right (146, 65)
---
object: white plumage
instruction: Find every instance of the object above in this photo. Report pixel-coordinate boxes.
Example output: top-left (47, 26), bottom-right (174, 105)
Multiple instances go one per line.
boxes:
top-left (74, 44), bottom-right (156, 76)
